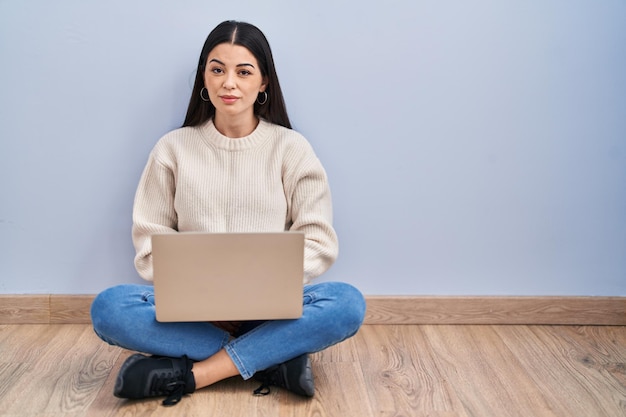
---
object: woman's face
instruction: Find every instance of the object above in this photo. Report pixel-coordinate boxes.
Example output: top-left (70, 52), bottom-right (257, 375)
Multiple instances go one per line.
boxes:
top-left (203, 43), bottom-right (267, 125)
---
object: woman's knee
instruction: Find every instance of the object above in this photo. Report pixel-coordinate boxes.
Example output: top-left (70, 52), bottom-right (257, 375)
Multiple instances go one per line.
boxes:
top-left (334, 282), bottom-right (366, 334)
top-left (92, 285), bottom-right (127, 320)
top-left (90, 284), bottom-right (152, 339)
top-left (308, 281), bottom-right (366, 336)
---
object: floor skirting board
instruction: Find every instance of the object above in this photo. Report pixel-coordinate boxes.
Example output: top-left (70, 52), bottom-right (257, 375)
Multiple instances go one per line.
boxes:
top-left (0, 294), bottom-right (624, 325)
top-left (365, 296), bottom-right (626, 325)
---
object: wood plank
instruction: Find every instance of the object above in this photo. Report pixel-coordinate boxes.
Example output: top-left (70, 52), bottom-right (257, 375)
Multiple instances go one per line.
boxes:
top-left (283, 362), bottom-right (374, 417)
top-left (0, 295), bottom-right (49, 324)
top-left (85, 349), bottom-right (130, 417)
top-left (1, 325), bottom-right (121, 416)
top-left (355, 325), bottom-right (467, 416)
top-left (421, 325), bottom-right (562, 417)
top-left (500, 325), bottom-right (626, 417)
top-left (365, 296), bottom-right (626, 325)
top-left (1, 324), bottom-right (62, 362)
top-left (50, 295), bottom-right (94, 324)
top-left (0, 362), bottom-right (30, 401)
top-left (48, 329), bottom-right (120, 414)
top-left (184, 374), bottom-right (278, 417)
top-left (0, 412), bottom-right (85, 417)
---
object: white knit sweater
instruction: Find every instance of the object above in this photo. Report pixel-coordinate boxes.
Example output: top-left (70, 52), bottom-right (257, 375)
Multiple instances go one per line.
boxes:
top-left (131, 118), bottom-right (338, 283)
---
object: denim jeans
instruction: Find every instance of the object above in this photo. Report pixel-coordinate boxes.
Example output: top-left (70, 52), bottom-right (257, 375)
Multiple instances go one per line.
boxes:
top-left (90, 281), bottom-right (366, 379)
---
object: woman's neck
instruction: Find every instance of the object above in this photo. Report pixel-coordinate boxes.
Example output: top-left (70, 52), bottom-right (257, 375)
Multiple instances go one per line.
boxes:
top-left (213, 113), bottom-right (259, 138)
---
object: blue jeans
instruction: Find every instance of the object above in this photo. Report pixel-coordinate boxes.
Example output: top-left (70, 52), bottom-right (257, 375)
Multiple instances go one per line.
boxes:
top-left (90, 281), bottom-right (366, 379)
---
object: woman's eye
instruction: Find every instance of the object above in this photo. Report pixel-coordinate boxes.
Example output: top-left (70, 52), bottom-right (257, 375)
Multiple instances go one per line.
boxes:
top-left (239, 70), bottom-right (251, 76)
top-left (210, 67), bottom-right (223, 74)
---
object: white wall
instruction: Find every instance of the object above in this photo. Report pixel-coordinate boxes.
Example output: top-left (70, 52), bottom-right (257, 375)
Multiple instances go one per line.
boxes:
top-left (1, 0), bottom-right (624, 295)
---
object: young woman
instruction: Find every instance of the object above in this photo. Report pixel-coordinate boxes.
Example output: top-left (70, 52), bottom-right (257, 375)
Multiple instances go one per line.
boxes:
top-left (90, 21), bottom-right (366, 406)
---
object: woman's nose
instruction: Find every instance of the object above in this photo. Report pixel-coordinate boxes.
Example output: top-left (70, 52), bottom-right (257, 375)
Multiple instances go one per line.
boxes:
top-left (223, 72), bottom-right (236, 89)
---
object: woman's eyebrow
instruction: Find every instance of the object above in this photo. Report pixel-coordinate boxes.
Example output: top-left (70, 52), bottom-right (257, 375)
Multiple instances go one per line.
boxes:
top-left (208, 58), bottom-right (255, 68)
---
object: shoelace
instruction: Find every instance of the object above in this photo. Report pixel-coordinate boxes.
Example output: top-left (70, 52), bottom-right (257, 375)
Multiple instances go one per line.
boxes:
top-left (163, 381), bottom-right (187, 406)
top-left (147, 356), bottom-right (191, 406)
top-left (253, 366), bottom-right (282, 396)
top-left (253, 381), bottom-right (272, 396)
top-left (147, 372), bottom-right (188, 406)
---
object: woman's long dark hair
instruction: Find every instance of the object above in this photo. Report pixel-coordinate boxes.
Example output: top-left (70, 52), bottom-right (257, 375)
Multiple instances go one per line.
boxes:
top-left (183, 21), bottom-right (291, 129)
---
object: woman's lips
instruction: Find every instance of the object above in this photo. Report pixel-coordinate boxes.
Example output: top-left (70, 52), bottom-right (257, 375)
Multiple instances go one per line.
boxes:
top-left (220, 95), bottom-right (239, 104)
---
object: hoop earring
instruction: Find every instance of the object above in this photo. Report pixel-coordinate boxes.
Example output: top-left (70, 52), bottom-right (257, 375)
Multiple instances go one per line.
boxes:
top-left (256, 91), bottom-right (268, 105)
top-left (200, 87), bottom-right (210, 102)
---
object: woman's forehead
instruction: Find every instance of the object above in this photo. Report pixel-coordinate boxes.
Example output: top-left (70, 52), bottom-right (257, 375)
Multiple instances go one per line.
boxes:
top-left (207, 43), bottom-right (258, 66)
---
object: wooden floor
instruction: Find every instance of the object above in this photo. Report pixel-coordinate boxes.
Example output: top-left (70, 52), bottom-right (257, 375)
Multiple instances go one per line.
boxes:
top-left (0, 324), bottom-right (624, 417)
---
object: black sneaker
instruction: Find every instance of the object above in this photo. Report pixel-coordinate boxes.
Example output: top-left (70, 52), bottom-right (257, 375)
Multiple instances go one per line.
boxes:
top-left (114, 353), bottom-right (196, 406)
top-left (253, 354), bottom-right (314, 397)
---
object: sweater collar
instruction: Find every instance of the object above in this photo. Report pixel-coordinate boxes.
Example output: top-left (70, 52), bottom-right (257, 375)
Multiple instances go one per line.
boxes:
top-left (200, 118), bottom-right (272, 151)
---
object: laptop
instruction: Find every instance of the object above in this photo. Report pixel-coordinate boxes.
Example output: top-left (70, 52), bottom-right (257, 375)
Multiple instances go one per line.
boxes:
top-left (152, 231), bottom-right (305, 322)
